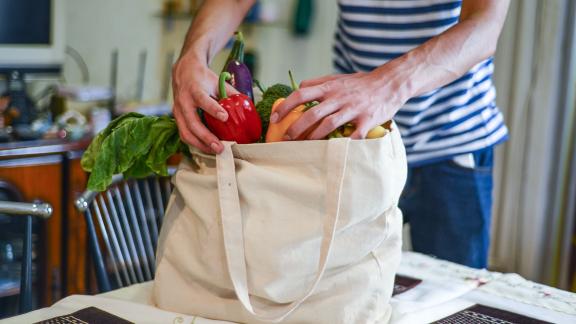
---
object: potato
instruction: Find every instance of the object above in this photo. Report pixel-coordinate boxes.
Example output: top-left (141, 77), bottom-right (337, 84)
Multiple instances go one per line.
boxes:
top-left (366, 125), bottom-right (386, 139)
top-left (342, 125), bottom-right (355, 137)
top-left (334, 122), bottom-right (390, 139)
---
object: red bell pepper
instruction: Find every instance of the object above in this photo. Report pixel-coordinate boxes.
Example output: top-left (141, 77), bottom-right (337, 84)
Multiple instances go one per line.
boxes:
top-left (204, 72), bottom-right (262, 144)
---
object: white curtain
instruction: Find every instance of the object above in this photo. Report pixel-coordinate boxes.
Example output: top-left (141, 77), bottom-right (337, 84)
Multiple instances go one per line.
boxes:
top-left (490, 0), bottom-right (576, 290)
top-left (546, 0), bottom-right (576, 291)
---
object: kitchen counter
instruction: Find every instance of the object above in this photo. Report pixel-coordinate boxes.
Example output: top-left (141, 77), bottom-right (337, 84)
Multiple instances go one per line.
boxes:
top-left (0, 136), bottom-right (92, 158)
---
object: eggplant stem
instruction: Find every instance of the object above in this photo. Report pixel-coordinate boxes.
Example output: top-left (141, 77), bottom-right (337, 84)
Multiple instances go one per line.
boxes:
top-left (234, 31), bottom-right (245, 62)
top-left (222, 31), bottom-right (245, 73)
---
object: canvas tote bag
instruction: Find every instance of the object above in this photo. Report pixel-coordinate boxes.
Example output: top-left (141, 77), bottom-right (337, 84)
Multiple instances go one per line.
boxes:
top-left (153, 124), bottom-right (407, 323)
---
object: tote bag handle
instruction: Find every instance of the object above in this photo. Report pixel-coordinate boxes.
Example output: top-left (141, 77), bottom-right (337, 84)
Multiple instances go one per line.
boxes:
top-left (216, 138), bottom-right (351, 322)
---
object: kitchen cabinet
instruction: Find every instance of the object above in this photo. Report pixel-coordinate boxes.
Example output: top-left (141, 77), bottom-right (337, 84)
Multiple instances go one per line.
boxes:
top-left (0, 137), bottom-right (91, 307)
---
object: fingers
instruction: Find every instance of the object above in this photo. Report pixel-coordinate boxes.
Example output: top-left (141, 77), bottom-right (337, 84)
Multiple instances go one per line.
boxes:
top-left (300, 74), bottom-right (344, 88)
top-left (179, 97), bottom-right (224, 153)
top-left (171, 59), bottom-right (228, 154)
top-left (272, 85), bottom-right (326, 122)
top-left (173, 102), bottom-right (212, 153)
top-left (350, 117), bottom-right (376, 139)
top-left (193, 91), bottom-right (228, 122)
top-left (175, 92), bottom-right (224, 154)
top-left (307, 108), bottom-right (357, 140)
top-left (284, 101), bottom-right (339, 140)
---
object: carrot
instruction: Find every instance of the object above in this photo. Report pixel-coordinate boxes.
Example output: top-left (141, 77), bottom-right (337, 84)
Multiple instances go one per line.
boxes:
top-left (265, 98), bottom-right (307, 142)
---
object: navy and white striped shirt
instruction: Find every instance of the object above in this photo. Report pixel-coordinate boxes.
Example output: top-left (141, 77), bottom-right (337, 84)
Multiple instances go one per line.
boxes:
top-left (334, 0), bottom-right (508, 166)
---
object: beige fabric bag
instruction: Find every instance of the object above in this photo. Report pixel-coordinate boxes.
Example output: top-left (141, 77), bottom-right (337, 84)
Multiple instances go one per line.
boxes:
top-left (153, 125), bottom-right (407, 323)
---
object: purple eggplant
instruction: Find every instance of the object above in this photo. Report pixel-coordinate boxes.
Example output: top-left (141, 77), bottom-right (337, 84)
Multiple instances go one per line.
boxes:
top-left (223, 32), bottom-right (254, 101)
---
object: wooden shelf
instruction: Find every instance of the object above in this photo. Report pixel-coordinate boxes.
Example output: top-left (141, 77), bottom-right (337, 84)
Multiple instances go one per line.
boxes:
top-left (154, 12), bottom-right (288, 29)
top-left (153, 12), bottom-right (196, 20)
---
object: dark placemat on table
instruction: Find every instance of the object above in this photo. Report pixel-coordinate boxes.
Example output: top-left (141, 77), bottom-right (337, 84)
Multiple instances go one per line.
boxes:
top-left (393, 274), bottom-right (423, 296)
top-left (433, 304), bottom-right (552, 323)
top-left (35, 306), bottom-right (134, 324)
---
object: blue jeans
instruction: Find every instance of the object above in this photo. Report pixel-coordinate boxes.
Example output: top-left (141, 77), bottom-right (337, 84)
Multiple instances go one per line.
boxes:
top-left (399, 148), bottom-right (494, 269)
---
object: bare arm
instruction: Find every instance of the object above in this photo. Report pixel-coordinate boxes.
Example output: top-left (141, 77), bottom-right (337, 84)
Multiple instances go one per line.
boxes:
top-left (275, 0), bottom-right (510, 140)
top-left (179, 0), bottom-right (255, 65)
top-left (173, 0), bottom-right (255, 153)
top-left (384, 0), bottom-right (509, 97)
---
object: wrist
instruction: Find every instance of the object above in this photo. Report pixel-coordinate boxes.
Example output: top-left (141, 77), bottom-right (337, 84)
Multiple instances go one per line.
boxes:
top-left (179, 33), bottom-right (215, 65)
top-left (179, 44), bottom-right (209, 66)
top-left (179, 51), bottom-right (207, 68)
top-left (371, 58), bottom-right (415, 109)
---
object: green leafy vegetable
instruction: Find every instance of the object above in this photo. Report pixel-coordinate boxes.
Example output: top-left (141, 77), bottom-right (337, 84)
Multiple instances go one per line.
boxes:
top-left (255, 83), bottom-right (293, 135)
top-left (82, 113), bottom-right (186, 192)
top-left (146, 117), bottom-right (182, 175)
top-left (123, 155), bottom-right (152, 179)
top-left (81, 112), bottom-right (144, 172)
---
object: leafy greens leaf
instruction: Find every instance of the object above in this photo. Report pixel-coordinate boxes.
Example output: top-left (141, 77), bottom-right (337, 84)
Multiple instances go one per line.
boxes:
top-left (81, 112), bottom-right (145, 172)
top-left (145, 116), bottom-right (181, 176)
top-left (83, 113), bottom-right (186, 192)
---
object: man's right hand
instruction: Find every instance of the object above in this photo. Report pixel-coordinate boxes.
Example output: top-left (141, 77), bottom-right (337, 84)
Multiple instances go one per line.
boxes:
top-left (170, 0), bottom-right (256, 154)
top-left (172, 54), bottom-right (229, 154)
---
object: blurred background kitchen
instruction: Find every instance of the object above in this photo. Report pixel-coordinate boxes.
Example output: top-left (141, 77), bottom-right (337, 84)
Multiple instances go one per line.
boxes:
top-left (0, 0), bottom-right (574, 319)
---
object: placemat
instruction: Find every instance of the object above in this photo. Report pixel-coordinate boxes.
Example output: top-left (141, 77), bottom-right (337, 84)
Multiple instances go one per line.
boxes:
top-left (34, 306), bottom-right (133, 324)
top-left (433, 304), bottom-right (552, 323)
top-left (393, 274), bottom-right (423, 296)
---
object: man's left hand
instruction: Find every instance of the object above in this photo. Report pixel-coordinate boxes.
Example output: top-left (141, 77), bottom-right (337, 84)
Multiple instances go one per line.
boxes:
top-left (270, 68), bottom-right (408, 140)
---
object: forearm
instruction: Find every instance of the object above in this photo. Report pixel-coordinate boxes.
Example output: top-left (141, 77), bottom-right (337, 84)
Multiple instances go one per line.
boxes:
top-left (378, 0), bottom-right (510, 103)
top-left (180, 0), bottom-right (255, 64)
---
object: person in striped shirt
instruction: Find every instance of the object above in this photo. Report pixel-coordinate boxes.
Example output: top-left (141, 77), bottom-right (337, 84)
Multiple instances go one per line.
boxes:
top-left (172, 0), bottom-right (510, 268)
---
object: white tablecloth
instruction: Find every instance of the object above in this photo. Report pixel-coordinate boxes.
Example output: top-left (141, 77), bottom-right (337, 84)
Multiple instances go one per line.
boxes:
top-left (3, 252), bottom-right (575, 323)
top-left (390, 252), bottom-right (576, 323)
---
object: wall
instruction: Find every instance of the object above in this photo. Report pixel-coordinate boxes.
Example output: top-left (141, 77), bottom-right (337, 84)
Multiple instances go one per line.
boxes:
top-left (63, 0), bottom-right (338, 104)
top-left (157, 0), bottom-right (338, 100)
top-left (247, 0), bottom-right (338, 86)
top-left (64, 0), bottom-right (163, 102)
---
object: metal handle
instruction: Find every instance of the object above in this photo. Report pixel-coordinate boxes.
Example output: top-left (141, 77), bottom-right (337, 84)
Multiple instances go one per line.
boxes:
top-left (0, 201), bottom-right (53, 219)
